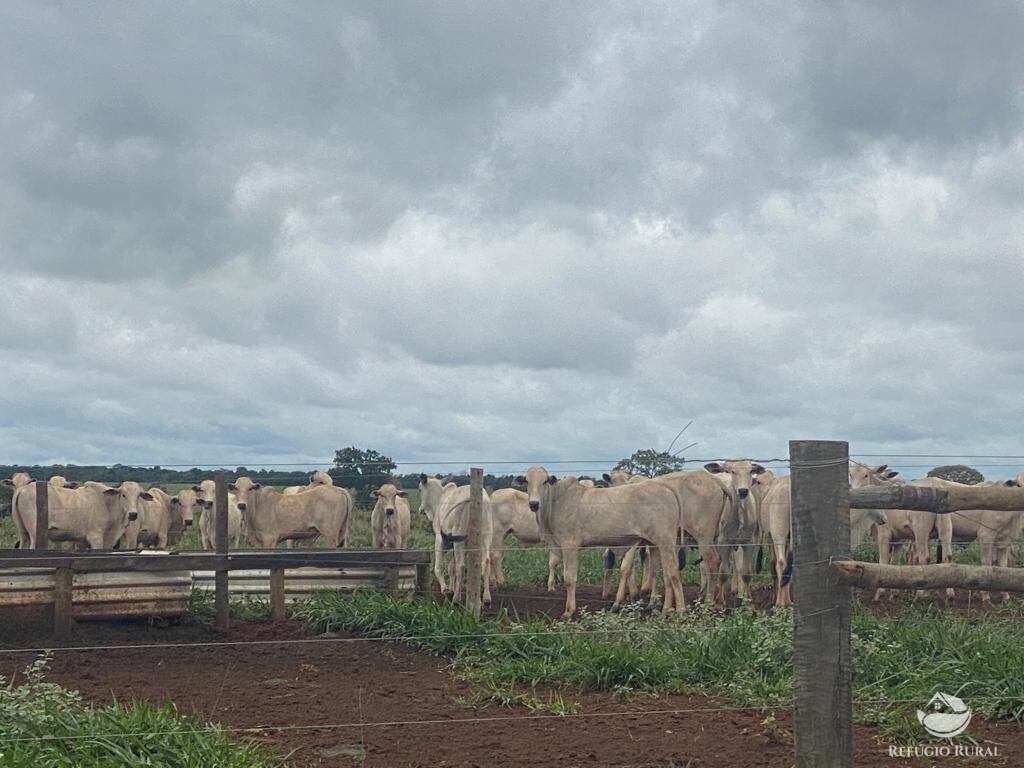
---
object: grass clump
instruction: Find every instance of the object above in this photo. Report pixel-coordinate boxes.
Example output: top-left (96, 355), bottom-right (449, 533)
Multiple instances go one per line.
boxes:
top-left (0, 654), bottom-right (282, 768)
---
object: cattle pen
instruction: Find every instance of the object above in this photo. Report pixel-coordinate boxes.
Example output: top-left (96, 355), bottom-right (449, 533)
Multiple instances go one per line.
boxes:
top-left (3, 455), bottom-right (1024, 767)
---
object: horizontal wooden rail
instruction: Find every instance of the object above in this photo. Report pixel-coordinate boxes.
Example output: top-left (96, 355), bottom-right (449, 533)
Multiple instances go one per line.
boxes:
top-left (831, 559), bottom-right (1024, 593)
top-left (850, 484), bottom-right (1024, 513)
top-left (0, 549), bottom-right (431, 573)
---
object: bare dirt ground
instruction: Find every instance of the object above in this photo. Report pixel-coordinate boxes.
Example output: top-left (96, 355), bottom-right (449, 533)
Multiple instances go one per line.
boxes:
top-left (3, 586), bottom-right (1022, 767)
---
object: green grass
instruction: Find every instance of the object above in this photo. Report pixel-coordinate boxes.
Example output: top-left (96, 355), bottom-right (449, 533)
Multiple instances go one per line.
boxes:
top-left (293, 590), bottom-right (1024, 741)
top-left (0, 654), bottom-right (283, 767)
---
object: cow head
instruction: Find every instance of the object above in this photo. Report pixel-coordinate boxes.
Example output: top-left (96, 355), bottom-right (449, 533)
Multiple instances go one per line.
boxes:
top-left (849, 463), bottom-right (899, 489)
top-left (704, 460), bottom-right (765, 500)
top-left (418, 475), bottom-right (444, 521)
top-left (5, 473), bottom-right (32, 488)
top-left (230, 476), bottom-right (262, 512)
top-left (524, 466), bottom-right (558, 515)
top-left (172, 489), bottom-right (198, 527)
top-left (372, 483), bottom-right (407, 517)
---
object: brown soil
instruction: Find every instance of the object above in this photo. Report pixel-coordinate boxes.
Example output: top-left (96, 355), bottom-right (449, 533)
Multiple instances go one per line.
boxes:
top-left (3, 589), bottom-right (1022, 767)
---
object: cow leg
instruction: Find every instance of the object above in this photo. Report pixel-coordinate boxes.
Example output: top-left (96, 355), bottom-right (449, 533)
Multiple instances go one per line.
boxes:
top-left (657, 542), bottom-right (685, 614)
top-left (979, 535), bottom-right (996, 604)
top-left (873, 525), bottom-right (893, 602)
top-left (936, 515), bottom-right (955, 601)
top-left (695, 540), bottom-right (719, 605)
top-left (716, 544), bottom-right (735, 607)
top-left (491, 536), bottom-right (505, 587)
top-left (996, 545), bottom-right (1011, 602)
top-left (612, 546), bottom-right (637, 610)
top-left (561, 546), bottom-right (579, 619)
top-left (639, 547), bottom-right (656, 597)
top-left (546, 547), bottom-right (560, 592)
top-left (481, 542), bottom-right (493, 606)
top-left (601, 548), bottom-right (616, 599)
top-left (433, 534), bottom-right (450, 596)
top-left (771, 539), bottom-right (789, 608)
top-left (452, 542), bottom-right (465, 605)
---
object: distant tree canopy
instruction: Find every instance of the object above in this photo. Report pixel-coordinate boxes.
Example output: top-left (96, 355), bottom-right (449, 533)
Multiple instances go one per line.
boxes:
top-left (927, 464), bottom-right (984, 485)
top-left (615, 449), bottom-right (686, 478)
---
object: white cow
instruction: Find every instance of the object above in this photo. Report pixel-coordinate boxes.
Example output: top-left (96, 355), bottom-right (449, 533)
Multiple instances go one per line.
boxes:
top-left (418, 475), bottom-right (494, 606)
top-left (598, 471), bottom-right (647, 601)
top-left (489, 487), bottom-right (559, 591)
top-left (525, 467), bottom-right (684, 618)
top-left (756, 473), bottom-right (794, 608)
top-left (14, 482), bottom-right (140, 550)
top-left (229, 476), bottom-right (349, 549)
top-left (194, 480), bottom-right (246, 550)
top-left (370, 483), bottom-right (411, 549)
top-left (122, 486), bottom-right (183, 549)
top-left (703, 460), bottom-right (767, 603)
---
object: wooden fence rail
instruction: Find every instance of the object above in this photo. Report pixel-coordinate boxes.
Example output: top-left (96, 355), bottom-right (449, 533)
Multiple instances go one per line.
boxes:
top-left (791, 439), bottom-right (1024, 768)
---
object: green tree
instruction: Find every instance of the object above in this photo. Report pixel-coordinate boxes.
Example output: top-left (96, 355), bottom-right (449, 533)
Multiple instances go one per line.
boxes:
top-left (615, 449), bottom-right (686, 478)
top-left (927, 464), bottom-right (984, 485)
top-left (332, 447), bottom-right (397, 504)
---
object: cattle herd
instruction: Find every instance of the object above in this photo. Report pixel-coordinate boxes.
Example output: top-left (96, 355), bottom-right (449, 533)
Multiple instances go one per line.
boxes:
top-left (3, 461), bottom-right (1024, 618)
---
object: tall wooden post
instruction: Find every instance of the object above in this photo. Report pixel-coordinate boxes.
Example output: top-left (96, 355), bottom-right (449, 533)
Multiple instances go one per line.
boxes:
top-left (269, 568), bottom-right (286, 622)
top-left (464, 468), bottom-right (483, 618)
top-left (53, 566), bottom-right (74, 640)
top-left (214, 473), bottom-right (230, 631)
top-left (34, 481), bottom-right (49, 550)
top-left (790, 440), bottom-right (852, 768)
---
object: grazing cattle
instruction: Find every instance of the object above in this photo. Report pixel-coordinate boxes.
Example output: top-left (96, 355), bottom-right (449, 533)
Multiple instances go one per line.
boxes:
top-left (370, 483), bottom-right (411, 549)
top-left (14, 482), bottom-right (138, 550)
top-left (229, 476), bottom-right (349, 549)
top-left (704, 460), bottom-right (766, 603)
top-left (193, 481), bottom-right (245, 550)
top-left (123, 486), bottom-right (177, 549)
top-left (489, 487), bottom-right (559, 591)
top-left (912, 476), bottom-right (1023, 602)
top-left (418, 475), bottom-right (494, 606)
top-left (525, 467), bottom-right (684, 618)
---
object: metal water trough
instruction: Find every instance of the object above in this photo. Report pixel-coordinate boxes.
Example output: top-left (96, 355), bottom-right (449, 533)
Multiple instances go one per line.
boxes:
top-left (0, 566), bottom-right (192, 619)
top-left (191, 565), bottom-right (418, 601)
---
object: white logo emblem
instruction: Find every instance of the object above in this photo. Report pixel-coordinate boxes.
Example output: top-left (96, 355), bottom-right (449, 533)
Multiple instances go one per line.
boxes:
top-left (917, 692), bottom-right (972, 739)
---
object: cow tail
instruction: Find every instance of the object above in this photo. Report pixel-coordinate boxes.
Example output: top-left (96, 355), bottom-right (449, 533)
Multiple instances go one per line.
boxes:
top-left (677, 546), bottom-right (686, 571)
top-left (639, 547), bottom-right (647, 565)
top-left (936, 540), bottom-right (944, 564)
top-left (755, 545), bottom-right (764, 574)
top-left (781, 550), bottom-right (794, 587)
top-left (603, 549), bottom-right (615, 570)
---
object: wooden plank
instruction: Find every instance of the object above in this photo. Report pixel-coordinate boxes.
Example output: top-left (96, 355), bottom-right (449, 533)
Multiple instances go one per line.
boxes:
top-left (214, 473), bottom-right (229, 631)
top-left (790, 440), bottom-right (852, 768)
top-left (832, 560), bottom-right (1024, 592)
top-left (851, 483), bottom-right (1024, 512)
top-left (0, 549), bottom-right (431, 571)
top-left (34, 481), bottom-right (48, 550)
top-left (53, 566), bottom-right (74, 640)
top-left (464, 468), bottom-right (483, 618)
top-left (269, 567), bottom-right (286, 622)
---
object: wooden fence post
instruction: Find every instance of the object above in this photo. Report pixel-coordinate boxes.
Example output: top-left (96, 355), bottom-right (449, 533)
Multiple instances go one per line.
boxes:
top-left (34, 481), bottom-right (48, 550)
top-left (269, 567), bottom-right (286, 622)
top-left (790, 439), bottom-right (852, 768)
top-left (53, 566), bottom-right (74, 640)
top-left (464, 468), bottom-right (483, 618)
top-left (214, 473), bottom-right (230, 631)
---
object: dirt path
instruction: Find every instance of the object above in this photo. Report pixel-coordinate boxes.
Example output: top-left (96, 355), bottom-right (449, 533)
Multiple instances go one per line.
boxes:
top-left (2, 604), bottom-right (1020, 767)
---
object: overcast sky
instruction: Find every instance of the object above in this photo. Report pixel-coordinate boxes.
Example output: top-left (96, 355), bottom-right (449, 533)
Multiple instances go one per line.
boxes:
top-left (2, 1), bottom-right (1023, 478)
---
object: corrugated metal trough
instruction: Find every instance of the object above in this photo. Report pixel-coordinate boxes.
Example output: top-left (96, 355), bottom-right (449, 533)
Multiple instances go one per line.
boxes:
top-left (191, 566), bottom-right (418, 601)
top-left (0, 554), bottom-right (418, 619)
top-left (0, 566), bottom-right (192, 619)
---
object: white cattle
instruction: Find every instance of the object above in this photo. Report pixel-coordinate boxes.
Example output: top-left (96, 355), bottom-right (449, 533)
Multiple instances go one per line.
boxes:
top-left (489, 487), bottom-right (559, 591)
top-left (193, 482), bottom-right (245, 550)
top-left (525, 467), bottom-right (684, 618)
top-left (703, 460), bottom-right (766, 603)
top-left (370, 483), bottom-right (411, 549)
top-left (14, 482), bottom-right (139, 550)
top-left (123, 486), bottom-right (181, 549)
top-left (418, 475), bottom-right (494, 606)
top-left (47, 475), bottom-right (79, 488)
top-left (229, 476), bottom-right (349, 549)
top-left (597, 471), bottom-right (646, 601)
top-left (756, 473), bottom-right (794, 608)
